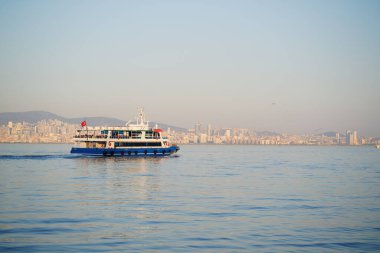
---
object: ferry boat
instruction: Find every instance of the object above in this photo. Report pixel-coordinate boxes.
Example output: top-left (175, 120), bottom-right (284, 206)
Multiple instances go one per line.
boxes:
top-left (70, 109), bottom-right (179, 157)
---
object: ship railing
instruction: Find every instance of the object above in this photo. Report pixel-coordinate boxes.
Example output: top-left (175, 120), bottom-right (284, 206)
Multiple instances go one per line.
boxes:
top-left (74, 134), bottom-right (164, 140)
top-left (109, 135), bottom-right (141, 139)
top-left (107, 135), bottom-right (161, 140)
top-left (74, 134), bottom-right (108, 139)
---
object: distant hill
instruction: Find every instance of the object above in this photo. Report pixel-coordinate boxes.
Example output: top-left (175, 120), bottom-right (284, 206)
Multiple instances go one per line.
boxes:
top-left (0, 111), bottom-right (186, 132)
top-left (256, 131), bottom-right (280, 136)
top-left (0, 111), bottom-right (66, 124)
top-left (319, 131), bottom-right (345, 137)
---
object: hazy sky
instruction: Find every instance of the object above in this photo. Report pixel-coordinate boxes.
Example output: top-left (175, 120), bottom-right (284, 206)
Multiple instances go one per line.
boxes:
top-left (1, 0), bottom-right (379, 135)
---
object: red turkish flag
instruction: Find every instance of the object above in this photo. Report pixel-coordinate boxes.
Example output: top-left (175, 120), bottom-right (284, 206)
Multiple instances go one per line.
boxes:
top-left (81, 121), bottom-right (86, 127)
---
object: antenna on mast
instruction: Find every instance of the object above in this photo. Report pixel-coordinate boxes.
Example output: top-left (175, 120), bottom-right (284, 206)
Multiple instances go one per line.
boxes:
top-left (136, 107), bottom-right (149, 127)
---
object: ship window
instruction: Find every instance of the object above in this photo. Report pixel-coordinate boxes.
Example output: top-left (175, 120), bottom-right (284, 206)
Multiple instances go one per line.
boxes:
top-left (110, 130), bottom-right (124, 139)
top-left (145, 131), bottom-right (153, 139)
top-left (131, 131), bottom-right (142, 138)
top-left (115, 142), bottom-right (161, 147)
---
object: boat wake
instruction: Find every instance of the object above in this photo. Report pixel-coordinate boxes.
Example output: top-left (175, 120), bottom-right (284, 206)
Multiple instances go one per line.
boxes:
top-left (0, 154), bottom-right (180, 160)
top-left (0, 154), bottom-right (80, 160)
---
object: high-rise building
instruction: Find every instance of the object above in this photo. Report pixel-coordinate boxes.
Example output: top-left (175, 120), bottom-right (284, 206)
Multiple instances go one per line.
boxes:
top-left (346, 130), bottom-right (358, 145)
top-left (353, 131), bottom-right (358, 145)
top-left (207, 124), bottom-right (212, 137)
top-left (195, 122), bottom-right (202, 136)
top-left (7, 121), bottom-right (13, 135)
top-left (346, 130), bottom-right (352, 145)
top-left (336, 132), bottom-right (340, 145)
top-left (207, 124), bottom-right (212, 142)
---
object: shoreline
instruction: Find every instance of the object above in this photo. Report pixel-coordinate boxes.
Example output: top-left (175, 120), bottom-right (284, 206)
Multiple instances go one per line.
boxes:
top-left (0, 142), bottom-right (377, 147)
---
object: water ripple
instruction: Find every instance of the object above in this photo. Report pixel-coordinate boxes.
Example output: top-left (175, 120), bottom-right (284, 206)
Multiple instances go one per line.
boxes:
top-left (1, 144), bottom-right (379, 252)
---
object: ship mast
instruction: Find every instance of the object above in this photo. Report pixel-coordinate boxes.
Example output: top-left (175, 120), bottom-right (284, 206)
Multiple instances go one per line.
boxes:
top-left (125, 107), bottom-right (150, 130)
top-left (136, 107), bottom-right (146, 125)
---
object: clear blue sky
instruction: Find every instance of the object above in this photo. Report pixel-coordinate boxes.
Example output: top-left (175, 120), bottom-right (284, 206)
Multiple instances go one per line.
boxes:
top-left (1, 0), bottom-right (379, 136)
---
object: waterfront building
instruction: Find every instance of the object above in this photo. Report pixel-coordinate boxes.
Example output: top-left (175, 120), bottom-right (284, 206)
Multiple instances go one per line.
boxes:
top-left (200, 133), bottom-right (207, 144)
top-left (346, 130), bottom-right (351, 145)
top-left (195, 122), bottom-right (202, 136)
top-left (225, 129), bottom-right (231, 138)
top-left (353, 131), bottom-right (358, 145)
top-left (346, 130), bottom-right (359, 145)
top-left (336, 132), bottom-right (340, 144)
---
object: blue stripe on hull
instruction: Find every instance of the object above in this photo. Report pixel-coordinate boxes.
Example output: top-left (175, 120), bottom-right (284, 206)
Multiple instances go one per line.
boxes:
top-left (70, 146), bottom-right (179, 157)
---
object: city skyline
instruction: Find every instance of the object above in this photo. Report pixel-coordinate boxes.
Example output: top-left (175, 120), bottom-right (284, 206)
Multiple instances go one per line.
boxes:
top-left (1, 1), bottom-right (379, 136)
top-left (0, 109), bottom-right (376, 138)
top-left (2, 117), bottom-right (379, 145)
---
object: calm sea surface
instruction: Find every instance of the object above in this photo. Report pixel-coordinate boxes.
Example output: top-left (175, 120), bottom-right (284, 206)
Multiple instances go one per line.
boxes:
top-left (0, 144), bottom-right (379, 252)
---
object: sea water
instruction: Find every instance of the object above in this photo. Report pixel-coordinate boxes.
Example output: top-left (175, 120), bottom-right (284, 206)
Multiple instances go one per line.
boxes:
top-left (0, 144), bottom-right (379, 252)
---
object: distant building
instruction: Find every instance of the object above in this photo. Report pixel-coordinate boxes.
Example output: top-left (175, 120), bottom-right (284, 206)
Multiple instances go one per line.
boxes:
top-left (195, 122), bottom-right (202, 136)
top-left (346, 130), bottom-right (358, 145)
top-left (346, 130), bottom-right (352, 145)
top-left (353, 131), bottom-right (358, 145)
top-left (207, 124), bottom-right (212, 137)
top-left (336, 132), bottom-right (340, 144)
top-left (200, 134), bottom-right (207, 144)
top-left (7, 121), bottom-right (13, 135)
top-left (207, 124), bottom-right (212, 142)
